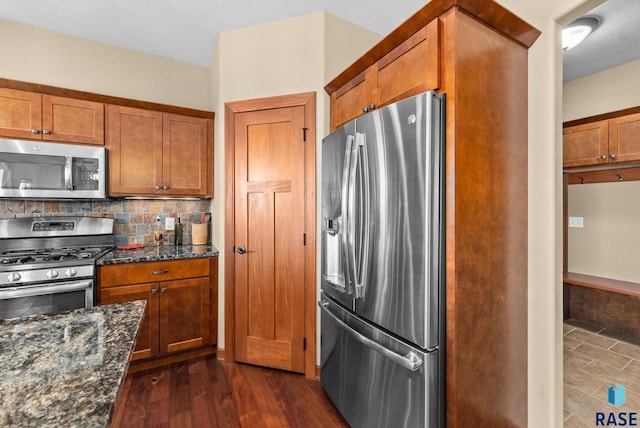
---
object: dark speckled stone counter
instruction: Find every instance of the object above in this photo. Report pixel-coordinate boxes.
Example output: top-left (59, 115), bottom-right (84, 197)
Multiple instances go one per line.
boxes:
top-left (97, 244), bottom-right (219, 265)
top-left (0, 301), bottom-right (145, 428)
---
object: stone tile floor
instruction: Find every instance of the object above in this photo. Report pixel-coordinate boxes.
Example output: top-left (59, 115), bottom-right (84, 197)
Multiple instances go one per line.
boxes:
top-left (564, 319), bottom-right (640, 427)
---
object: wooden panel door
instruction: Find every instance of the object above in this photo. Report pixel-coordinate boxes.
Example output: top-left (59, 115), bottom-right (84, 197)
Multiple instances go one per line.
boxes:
top-left (163, 113), bottom-right (208, 196)
top-left (563, 120), bottom-right (609, 168)
top-left (0, 88), bottom-right (41, 139)
top-left (234, 105), bottom-right (306, 373)
top-left (106, 105), bottom-right (163, 196)
top-left (159, 277), bottom-right (210, 354)
top-left (376, 19), bottom-right (440, 108)
top-left (610, 112), bottom-right (640, 164)
top-left (100, 283), bottom-right (160, 361)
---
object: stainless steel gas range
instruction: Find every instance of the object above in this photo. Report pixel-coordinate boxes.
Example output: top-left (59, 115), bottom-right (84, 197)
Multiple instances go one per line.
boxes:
top-left (0, 216), bottom-right (114, 320)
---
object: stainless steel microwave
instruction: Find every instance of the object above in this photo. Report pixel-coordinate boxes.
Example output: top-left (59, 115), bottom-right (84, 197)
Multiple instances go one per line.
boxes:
top-left (0, 138), bottom-right (106, 199)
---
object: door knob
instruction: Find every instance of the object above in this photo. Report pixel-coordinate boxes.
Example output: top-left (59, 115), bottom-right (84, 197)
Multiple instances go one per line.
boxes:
top-left (236, 246), bottom-right (247, 255)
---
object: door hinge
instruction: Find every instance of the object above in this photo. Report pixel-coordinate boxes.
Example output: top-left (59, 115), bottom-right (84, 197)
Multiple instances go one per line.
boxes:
top-left (303, 233), bottom-right (306, 246)
top-left (303, 337), bottom-right (307, 350)
top-left (302, 127), bottom-right (308, 142)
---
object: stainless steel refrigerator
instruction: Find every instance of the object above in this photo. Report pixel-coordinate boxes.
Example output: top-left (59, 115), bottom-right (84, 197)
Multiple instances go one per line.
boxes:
top-left (320, 91), bottom-right (445, 428)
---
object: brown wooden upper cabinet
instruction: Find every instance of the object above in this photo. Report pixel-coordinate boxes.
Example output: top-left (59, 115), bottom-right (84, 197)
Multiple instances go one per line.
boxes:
top-left (329, 20), bottom-right (440, 130)
top-left (106, 105), bottom-right (209, 197)
top-left (564, 112), bottom-right (640, 168)
top-left (0, 88), bottom-right (104, 145)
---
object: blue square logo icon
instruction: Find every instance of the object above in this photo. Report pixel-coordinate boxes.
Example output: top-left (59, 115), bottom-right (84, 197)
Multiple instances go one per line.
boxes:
top-left (608, 383), bottom-right (625, 408)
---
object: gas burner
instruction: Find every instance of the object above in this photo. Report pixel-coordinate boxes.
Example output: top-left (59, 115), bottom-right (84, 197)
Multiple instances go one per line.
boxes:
top-left (0, 247), bottom-right (111, 267)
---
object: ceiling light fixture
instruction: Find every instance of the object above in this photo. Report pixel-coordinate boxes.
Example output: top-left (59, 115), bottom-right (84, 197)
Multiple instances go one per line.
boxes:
top-left (563, 16), bottom-right (600, 52)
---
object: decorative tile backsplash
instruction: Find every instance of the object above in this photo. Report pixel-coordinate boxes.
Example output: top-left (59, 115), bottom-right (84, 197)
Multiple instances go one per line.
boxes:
top-left (0, 199), bottom-right (212, 246)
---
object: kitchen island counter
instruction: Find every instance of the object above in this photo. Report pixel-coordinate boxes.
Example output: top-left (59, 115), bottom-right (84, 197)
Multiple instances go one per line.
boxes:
top-left (0, 300), bottom-right (145, 428)
top-left (97, 244), bottom-right (219, 265)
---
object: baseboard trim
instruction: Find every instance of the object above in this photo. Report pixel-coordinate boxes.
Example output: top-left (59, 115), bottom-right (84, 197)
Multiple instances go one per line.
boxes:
top-left (126, 346), bottom-right (216, 374)
top-left (217, 347), bottom-right (226, 361)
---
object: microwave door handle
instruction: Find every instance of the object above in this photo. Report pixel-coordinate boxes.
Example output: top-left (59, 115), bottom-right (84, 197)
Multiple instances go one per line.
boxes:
top-left (64, 156), bottom-right (73, 190)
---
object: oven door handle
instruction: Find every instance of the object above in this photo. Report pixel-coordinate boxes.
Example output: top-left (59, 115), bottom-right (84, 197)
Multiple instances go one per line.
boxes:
top-left (0, 279), bottom-right (92, 300)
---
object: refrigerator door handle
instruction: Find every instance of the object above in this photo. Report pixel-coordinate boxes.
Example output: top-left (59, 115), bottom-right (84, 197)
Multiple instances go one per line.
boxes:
top-left (347, 133), bottom-right (371, 299)
top-left (318, 301), bottom-right (423, 372)
top-left (341, 134), bottom-right (355, 292)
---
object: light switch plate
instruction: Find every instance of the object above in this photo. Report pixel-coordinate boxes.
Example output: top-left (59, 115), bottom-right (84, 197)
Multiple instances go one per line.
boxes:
top-left (568, 216), bottom-right (584, 228)
top-left (165, 217), bottom-right (175, 230)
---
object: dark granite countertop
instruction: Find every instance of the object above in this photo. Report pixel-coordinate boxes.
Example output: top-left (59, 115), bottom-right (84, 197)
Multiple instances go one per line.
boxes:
top-left (0, 300), bottom-right (145, 428)
top-left (97, 244), bottom-right (219, 265)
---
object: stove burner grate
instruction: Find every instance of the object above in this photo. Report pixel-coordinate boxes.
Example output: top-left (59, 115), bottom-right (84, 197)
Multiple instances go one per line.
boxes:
top-left (0, 247), bottom-right (109, 267)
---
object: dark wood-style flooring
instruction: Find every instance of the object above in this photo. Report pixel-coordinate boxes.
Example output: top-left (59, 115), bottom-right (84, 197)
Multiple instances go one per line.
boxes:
top-left (110, 357), bottom-right (348, 428)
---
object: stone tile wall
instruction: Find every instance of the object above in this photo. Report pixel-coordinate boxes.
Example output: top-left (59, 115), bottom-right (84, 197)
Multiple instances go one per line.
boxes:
top-left (0, 199), bottom-right (212, 246)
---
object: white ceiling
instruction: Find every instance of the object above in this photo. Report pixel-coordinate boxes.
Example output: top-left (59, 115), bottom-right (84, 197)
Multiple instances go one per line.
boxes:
top-left (0, 0), bottom-right (426, 68)
top-left (0, 0), bottom-right (635, 81)
top-left (563, 0), bottom-right (640, 82)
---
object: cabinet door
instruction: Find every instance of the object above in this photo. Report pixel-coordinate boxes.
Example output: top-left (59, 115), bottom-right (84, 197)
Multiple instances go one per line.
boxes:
top-left (330, 68), bottom-right (375, 130)
top-left (106, 105), bottom-right (163, 196)
top-left (609, 112), bottom-right (640, 164)
top-left (162, 113), bottom-right (208, 196)
top-left (100, 283), bottom-right (160, 360)
top-left (376, 19), bottom-right (440, 108)
top-left (563, 120), bottom-right (609, 168)
top-left (42, 95), bottom-right (104, 145)
top-left (159, 277), bottom-right (210, 354)
top-left (0, 88), bottom-right (41, 139)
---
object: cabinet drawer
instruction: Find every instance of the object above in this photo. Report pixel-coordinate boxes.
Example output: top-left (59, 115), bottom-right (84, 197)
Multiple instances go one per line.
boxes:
top-left (99, 258), bottom-right (210, 288)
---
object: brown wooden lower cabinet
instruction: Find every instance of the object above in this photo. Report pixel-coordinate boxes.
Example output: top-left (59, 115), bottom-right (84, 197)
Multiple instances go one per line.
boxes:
top-left (98, 257), bottom-right (217, 369)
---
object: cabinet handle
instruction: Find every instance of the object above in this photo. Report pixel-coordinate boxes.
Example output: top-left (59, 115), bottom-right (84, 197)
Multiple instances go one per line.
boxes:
top-left (31, 129), bottom-right (40, 134)
top-left (160, 288), bottom-right (167, 293)
top-left (155, 185), bottom-right (161, 190)
top-left (369, 104), bottom-right (376, 110)
top-left (151, 288), bottom-right (159, 294)
top-left (600, 155), bottom-right (607, 160)
top-left (610, 153), bottom-right (617, 159)
top-left (162, 185), bottom-right (169, 190)
top-left (151, 269), bottom-right (168, 275)
top-left (42, 129), bottom-right (51, 135)
top-left (363, 106), bottom-right (369, 113)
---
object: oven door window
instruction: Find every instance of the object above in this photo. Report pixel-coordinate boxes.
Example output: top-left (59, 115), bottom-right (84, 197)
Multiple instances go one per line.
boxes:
top-left (0, 280), bottom-right (93, 320)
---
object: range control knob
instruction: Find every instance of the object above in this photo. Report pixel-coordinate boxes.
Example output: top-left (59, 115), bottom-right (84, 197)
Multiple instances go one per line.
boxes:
top-left (64, 269), bottom-right (78, 277)
top-left (7, 272), bottom-right (21, 282)
top-left (46, 270), bottom-right (59, 279)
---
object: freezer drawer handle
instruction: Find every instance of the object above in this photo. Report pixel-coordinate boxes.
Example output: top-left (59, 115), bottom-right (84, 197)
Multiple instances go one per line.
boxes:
top-left (319, 301), bottom-right (423, 372)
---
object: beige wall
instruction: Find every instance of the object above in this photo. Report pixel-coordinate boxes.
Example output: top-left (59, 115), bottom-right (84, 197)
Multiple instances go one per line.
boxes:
top-left (564, 57), bottom-right (640, 121)
top-left (209, 11), bottom-right (381, 360)
top-left (568, 181), bottom-right (640, 281)
top-left (0, 19), bottom-right (211, 110)
top-left (564, 56), bottom-right (640, 282)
